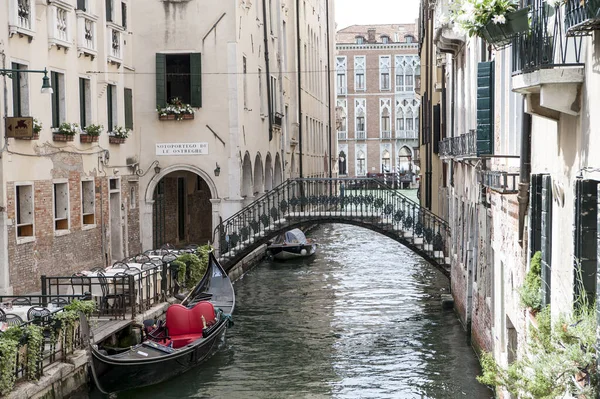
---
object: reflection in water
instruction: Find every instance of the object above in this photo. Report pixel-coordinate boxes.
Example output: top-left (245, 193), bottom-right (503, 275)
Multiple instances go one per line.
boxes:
top-left (89, 224), bottom-right (492, 399)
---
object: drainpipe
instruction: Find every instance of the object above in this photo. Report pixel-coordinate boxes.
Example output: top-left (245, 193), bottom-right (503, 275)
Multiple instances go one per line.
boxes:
top-left (296, 0), bottom-right (303, 178)
top-left (262, 0), bottom-right (273, 141)
top-left (325, 0), bottom-right (332, 179)
top-left (518, 97), bottom-right (531, 244)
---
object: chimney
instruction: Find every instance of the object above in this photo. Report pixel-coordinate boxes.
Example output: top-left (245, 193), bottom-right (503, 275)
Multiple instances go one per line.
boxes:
top-left (367, 28), bottom-right (376, 43)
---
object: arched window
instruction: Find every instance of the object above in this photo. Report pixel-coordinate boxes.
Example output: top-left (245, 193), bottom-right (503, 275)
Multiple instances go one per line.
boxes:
top-left (381, 108), bottom-right (390, 137)
top-left (356, 36), bottom-right (364, 44)
top-left (339, 151), bottom-right (347, 175)
top-left (396, 109), bottom-right (404, 131)
top-left (357, 151), bottom-right (366, 176)
top-left (382, 150), bottom-right (391, 173)
top-left (405, 35), bottom-right (415, 43)
top-left (381, 35), bottom-right (390, 44)
top-left (406, 109), bottom-right (414, 131)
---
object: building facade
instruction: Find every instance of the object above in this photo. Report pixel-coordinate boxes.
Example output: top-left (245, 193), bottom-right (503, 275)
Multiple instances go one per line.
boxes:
top-left (0, 0), bottom-right (336, 294)
top-left (0, 0), bottom-right (139, 294)
top-left (421, 0), bottom-right (600, 395)
top-left (335, 24), bottom-right (420, 183)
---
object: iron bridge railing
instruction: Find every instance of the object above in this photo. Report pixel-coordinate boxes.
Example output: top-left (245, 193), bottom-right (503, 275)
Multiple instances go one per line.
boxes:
top-left (214, 178), bottom-right (450, 274)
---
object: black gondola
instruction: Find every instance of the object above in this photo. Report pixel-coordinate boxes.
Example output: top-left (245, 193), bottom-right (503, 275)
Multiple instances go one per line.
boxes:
top-left (89, 252), bottom-right (235, 394)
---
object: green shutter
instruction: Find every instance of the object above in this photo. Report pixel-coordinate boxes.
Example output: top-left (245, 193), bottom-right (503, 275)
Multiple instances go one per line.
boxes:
top-left (529, 174), bottom-right (543, 259)
top-left (574, 179), bottom-right (598, 306)
top-left (105, 0), bottom-right (112, 22)
top-left (79, 78), bottom-right (86, 127)
top-left (156, 53), bottom-right (166, 107)
top-left (476, 61), bottom-right (494, 156)
top-left (541, 175), bottom-right (552, 306)
top-left (124, 88), bottom-right (133, 130)
top-left (190, 53), bottom-right (202, 108)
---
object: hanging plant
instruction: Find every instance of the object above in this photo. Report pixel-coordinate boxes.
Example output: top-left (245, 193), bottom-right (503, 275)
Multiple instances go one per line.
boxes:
top-left (0, 326), bottom-right (22, 395)
top-left (24, 324), bottom-right (43, 381)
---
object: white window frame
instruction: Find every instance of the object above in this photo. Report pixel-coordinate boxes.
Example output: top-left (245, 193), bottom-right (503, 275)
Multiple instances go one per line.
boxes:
top-left (81, 179), bottom-right (96, 229)
top-left (8, 0), bottom-right (36, 39)
top-left (53, 179), bottom-right (70, 235)
top-left (15, 182), bottom-right (35, 244)
top-left (335, 56), bottom-right (347, 95)
top-left (10, 61), bottom-right (30, 118)
top-left (354, 56), bottom-right (366, 92)
top-left (379, 55), bottom-right (391, 91)
top-left (48, 0), bottom-right (73, 50)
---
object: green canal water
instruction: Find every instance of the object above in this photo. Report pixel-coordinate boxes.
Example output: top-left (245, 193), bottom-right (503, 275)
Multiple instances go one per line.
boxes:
top-left (89, 220), bottom-right (492, 398)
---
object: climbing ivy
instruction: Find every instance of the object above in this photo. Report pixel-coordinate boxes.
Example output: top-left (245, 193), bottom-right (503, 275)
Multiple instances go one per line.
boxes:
top-left (0, 327), bottom-right (20, 395)
top-left (519, 251), bottom-right (542, 311)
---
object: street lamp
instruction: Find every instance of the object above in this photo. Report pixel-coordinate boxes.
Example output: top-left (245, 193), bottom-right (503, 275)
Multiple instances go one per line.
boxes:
top-left (0, 67), bottom-right (53, 94)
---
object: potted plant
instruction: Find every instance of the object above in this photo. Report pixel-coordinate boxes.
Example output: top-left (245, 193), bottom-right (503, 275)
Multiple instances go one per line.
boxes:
top-left (53, 122), bottom-right (79, 142)
top-left (450, 0), bottom-right (529, 47)
top-left (109, 126), bottom-right (130, 144)
top-left (29, 118), bottom-right (42, 140)
top-left (157, 97), bottom-right (195, 121)
top-left (80, 124), bottom-right (103, 143)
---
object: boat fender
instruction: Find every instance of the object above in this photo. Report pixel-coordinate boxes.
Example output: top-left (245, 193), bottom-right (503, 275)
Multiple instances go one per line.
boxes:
top-left (301, 249), bottom-right (307, 256)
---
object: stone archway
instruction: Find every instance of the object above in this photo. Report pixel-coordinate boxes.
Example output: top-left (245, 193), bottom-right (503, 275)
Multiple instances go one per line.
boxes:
top-left (143, 164), bottom-right (219, 251)
top-left (265, 153), bottom-right (273, 191)
top-left (242, 152), bottom-right (253, 198)
top-left (274, 153), bottom-right (283, 186)
top-left (253, 153), bottom-right (264, 196)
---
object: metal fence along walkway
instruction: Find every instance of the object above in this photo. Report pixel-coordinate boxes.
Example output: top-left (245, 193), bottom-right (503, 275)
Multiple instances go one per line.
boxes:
top-left (213, 178), bottom-right (451, 277)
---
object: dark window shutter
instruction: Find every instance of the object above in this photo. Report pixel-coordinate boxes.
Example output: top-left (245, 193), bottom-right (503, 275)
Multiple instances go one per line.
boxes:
top-left (421, 93), bottom-right (427, 145)
top-left (156, 53), bottom-right (166, 107)
top-left (121, 2), bottom-right (127, 28)
top-left (190, 53), bottom-right (202, 108)
top-left (11, 63), bottom-right (21, 117)
top-left (540, 174), bottom-right (552, 306)
top-left (529, 174), bottom-right (543, 259)
top-left (573, 179), bottom-right (598, 306)
top-left (476, 61), bottom-right (494, 156)
top-left (51, 72), bottom-right (60, 128)
top-left (124, 88), bottom-right (133, 130)
top-left (105, 0), bottom-right (112, 22)
top-left (433, 104), bottom-right (440, 154)
top-left (79, 78), bottom-right (86, 127)
top-left (77, 0), bottom-right (86, 11)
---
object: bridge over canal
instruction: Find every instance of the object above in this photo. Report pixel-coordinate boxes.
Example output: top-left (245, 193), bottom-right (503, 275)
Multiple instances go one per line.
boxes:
top-left (213, 178), bottom-right (451, 277)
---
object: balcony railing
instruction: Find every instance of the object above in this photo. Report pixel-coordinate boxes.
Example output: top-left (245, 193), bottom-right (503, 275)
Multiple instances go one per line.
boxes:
top-left (395, 130), bottom-right (417, 139)
top-left (338, 131), bottom-right (347, 140)
top-left (565, 0), bottom-right (600, 35)
top-left (356, 131), bottom-right (366, 140)
top-left (512, 0), bottom-right (584, 75)
top-left (381, 131), bottom-right (392, 139)
top-left (438, 131), bottom-right (477, 159)
top-left (77, 11), bottom-right (97, 58)
top-left (481, 170), bottom-right (519, 194)
top-left (107, 23), bottom-right (123, 64)
top-left (439, 138), bottom-right (452, 157)
top-left (9, 0), bottom-right (35, 38)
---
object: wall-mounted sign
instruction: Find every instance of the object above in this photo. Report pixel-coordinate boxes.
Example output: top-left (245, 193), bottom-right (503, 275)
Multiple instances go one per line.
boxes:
top-left (156, 142), bottom-right (209, 156)
top-left (5, 117), bottom-right (33, 138)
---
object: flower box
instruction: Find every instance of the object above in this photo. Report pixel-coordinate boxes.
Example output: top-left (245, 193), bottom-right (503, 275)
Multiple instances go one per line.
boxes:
top-left (158, 113), bottom-right (194, 121)
top-left (80, 134), bottom-right (99, 143)
top-left (480, 7), bottom-right (530, 47)
top-left (53, 133), bottom-right (75, 142)
top-left (16, 133), bottom-right (40, 140)
top-left (109, 136), bottom-right (126, 144)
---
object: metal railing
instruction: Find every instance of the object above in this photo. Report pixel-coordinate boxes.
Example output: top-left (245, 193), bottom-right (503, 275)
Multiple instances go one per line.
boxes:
top-left (458, 130), bottom-right (477, 158)
top-left (512, 0), bottom-right (584, 74)
top-left (439, 138), bottom-right (452, 157)
top-left (214, 178), bottom-right (451, 276)
top-left (565, 0), bottom-right (600, 35)
top-left (481, 170), bottom-right (519, 194)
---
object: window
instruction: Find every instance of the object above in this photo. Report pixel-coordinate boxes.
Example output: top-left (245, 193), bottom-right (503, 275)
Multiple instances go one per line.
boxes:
top-left (53, 181), bottom-right (69, 231)
top-left (354, 56), bottom-right (365, 91)
top-left (405, 75), bottom-right (414, 90)
top-left (381, 36), bottom-right (389, 44)
top-left (338, 151), bottom-right (347, 175)
top-left (81, 180), bottom-right (95, 226)
top-left (258, 68), bottom-right (264, 114)
top-left (268, 0), bottom-right (273, 34)
top-left (270, 75), bottom-right (278, 114)
top-left (15, 184), bottom-right (34, 238)
top-left (406, 117), bottom-right (414, 130)
top-left (124, 87), bottom-right (133, 130)
top-left (405, 35), bottom-right (414, 43)
top-left (356, 151), bottom-right (366, 176)
top-left (397, 116), bottom-right (404, 131)
top-left (105, 0), bottom-right (113, 22)
top-left (574, 179), bottom-right (598, 307)
top-left (77, 0), bottom-right (87, 11)
top-left (356, 116), bottom-right (365, 132)
top-left (336, 73), bottom-right (346, 94)
top-left (51, 71), bottom-right (65, 128)
top-left (355, 36), bottom-right (364, 44)
top-left (396, 74), bottom-right (404, 91)
top-left (381, 73), bottom-right (390, 90)
top-left (379, 56), bottom-right (391, 91)
top-left (382, 150), bottom-right (391, 172)
top-left (355, 72), bottom-right (365, 90)
top-left (381, 114), bottom-right (390, 134)
top-left (79, 78), bottom-right (91, 128)
top-left (121, 1), bottom-right (127, 29)
top-left (11, 63), bottom-right (29, 117)
top-left (243, 56), bottom-right (247, 109)
top-left (336, 56), bottom-right (347, 95)
top-left (107, 84), bottom-right (116, 132)
top-left (156, 53), bottom-right (202, 108)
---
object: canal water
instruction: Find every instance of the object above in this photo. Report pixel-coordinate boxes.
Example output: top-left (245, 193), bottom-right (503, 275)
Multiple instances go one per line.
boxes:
top-left (91, 223), bottom-right (492, 399)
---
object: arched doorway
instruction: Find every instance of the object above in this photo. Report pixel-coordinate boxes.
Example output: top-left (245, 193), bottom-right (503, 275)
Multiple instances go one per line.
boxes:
top-left (253, 153), bottom-right (264, 196)
top-left (265, 153), bottom-right (273, 191)
top-left (151, 169), bottom-right (214, 249)
top-left (242, 152), bottom-right (253, 198)
top-left (274, 153), bottom-right (283, 186)
top-left (398, 146), bottom-right (413, 172)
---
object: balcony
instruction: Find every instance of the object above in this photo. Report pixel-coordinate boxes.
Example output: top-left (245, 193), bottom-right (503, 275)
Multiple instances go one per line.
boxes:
top-left (565, 0), bottom-right (600, 35)
top-left (8, 0), bottom-right (35, 39)
top-left (76, 11), bottom-right (97, 58)
top-left (48, 2), bottom-right (73, 51)
top-left (438, 131), bottom-right (477, 160)
top-left (381, 131), bottom-right (392, 139)
top-left (337, 131), bottom-right (347, 140)
top-left (433, 0), bottom-right (466, 55)
top-left (439, 138), bottom-right (452, 159)
top-left (107, 23), bottom-right (124, 65)
top-left (395, 130), bottom-right (417, 139)
top-left (481, 170), bottom-right (519, 194)
top-left (512, 0), bottom-right (585, 117)
top-left (356, 131), bottom-right (366, 140)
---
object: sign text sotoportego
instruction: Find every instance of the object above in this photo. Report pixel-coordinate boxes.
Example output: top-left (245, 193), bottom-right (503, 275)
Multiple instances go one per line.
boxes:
top-left (156, 142), bottom-right (209, 156)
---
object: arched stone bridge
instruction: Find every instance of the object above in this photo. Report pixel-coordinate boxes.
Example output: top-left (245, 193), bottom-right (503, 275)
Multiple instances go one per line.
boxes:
top-left (213, 178), bottom-right (451, 278)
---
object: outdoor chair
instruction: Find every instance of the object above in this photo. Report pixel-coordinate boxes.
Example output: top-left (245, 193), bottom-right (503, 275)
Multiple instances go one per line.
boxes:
top-left (90, 267), bottom-right (105, 273)
top-left (50, 297), bottom-right (68, 307)
top-left (5, 313), bottom-right (23, 326)
top-left (112, 272), bottom-right (133, 308)
top-left (11, 297), bottom-right (31, 306)
top-left (27, 306), bottom-right (51, 323)
top-left (71, 275), bottom-right (92, 297)
top-left (0, 308), bottom-right (5, 322)
top-left (112, 262), bottom-right (130, 270)
top-left (134, 254), bottom-right (151, 263)
top-left (97, 272), bottom-right (124, 315)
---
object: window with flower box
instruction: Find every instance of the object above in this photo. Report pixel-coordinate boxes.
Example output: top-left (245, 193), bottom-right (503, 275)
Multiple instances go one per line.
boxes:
top-left (79, 78), bottom-right (91, 128)
top-left (156, 53), bottom-right (202, 108)
top-left (107, 84), bottom-right (116, 132)
top-left (51, 71), bottom-right (66, 128)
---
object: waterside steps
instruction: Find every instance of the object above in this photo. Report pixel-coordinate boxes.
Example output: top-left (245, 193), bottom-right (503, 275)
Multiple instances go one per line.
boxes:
top-left (214, 178), bottom-right (451, 278)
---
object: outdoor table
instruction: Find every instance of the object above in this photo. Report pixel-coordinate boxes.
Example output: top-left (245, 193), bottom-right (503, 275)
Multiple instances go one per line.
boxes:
top-left (0, 303), bottom-right (61, 328)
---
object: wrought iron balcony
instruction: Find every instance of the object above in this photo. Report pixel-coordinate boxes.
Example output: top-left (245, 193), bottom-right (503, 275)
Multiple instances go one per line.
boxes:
top-left (439, 138), bottom-right (452, 158)
top-left (457, 130), bottom-right (477, 158)
top-left (512, 0), bottom-right (584, 75)
top-left (481, 170), bottom-right (519, 194)
top-left (565, 0), bottom-right (600, 35)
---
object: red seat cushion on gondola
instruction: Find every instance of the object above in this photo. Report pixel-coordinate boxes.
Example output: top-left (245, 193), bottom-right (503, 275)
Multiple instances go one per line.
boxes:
top-left (165, 302), bottom-right (216, 337)
top-left (168, 334), bottom-right (203, 349)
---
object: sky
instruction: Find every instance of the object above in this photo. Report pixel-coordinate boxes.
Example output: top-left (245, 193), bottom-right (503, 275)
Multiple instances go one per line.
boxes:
top-left (334, 0), bottom-right (420, 30)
